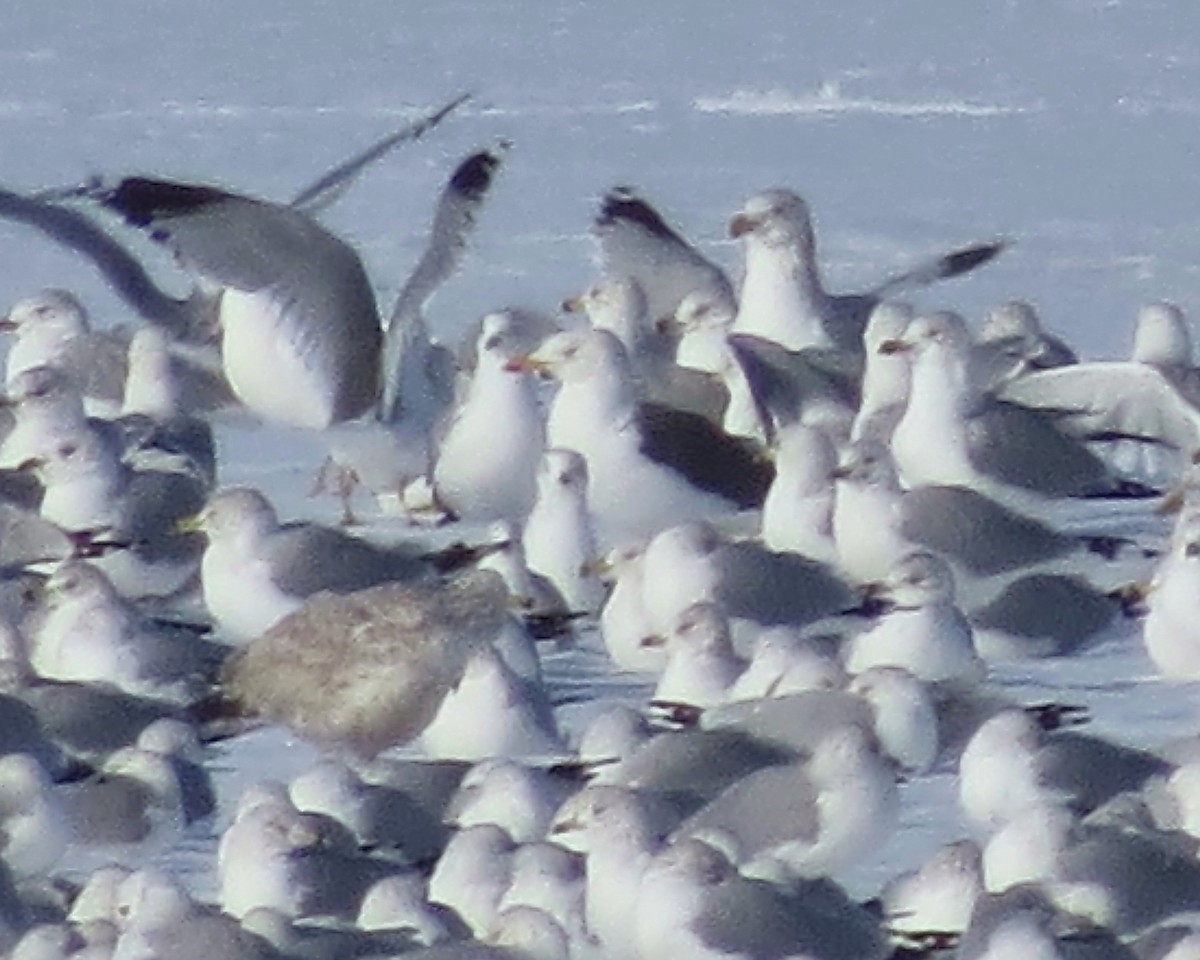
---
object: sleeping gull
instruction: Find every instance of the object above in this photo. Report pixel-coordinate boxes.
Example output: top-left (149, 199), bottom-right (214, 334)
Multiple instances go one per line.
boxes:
top-left (218, 569), bottom-right (511, 757)
top-left (648, 602), bottom-right (747, 711)
top-left (0, 754), bottom-right (70, 879)
top-left (974, 299), bottom-right (1076, 388)
top-left (728, 188), bottom-right (1004, 354)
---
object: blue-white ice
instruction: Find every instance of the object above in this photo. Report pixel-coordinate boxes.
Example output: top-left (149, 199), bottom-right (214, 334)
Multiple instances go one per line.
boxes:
top-left (3, 0), bottom-right (1200, 902)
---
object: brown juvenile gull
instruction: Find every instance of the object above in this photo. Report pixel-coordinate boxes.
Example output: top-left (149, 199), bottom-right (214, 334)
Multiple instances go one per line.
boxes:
top-left (218, 569), bottom-right (511, 757)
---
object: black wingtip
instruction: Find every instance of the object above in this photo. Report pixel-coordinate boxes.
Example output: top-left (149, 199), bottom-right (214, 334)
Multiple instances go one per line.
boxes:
top-left (449, 145), bottom-right (506, 199)
top-left (98, 177), bottom-right (228, 227)
top-left (595, 187), bottom-right (681, 243)
top-left (939, 239), bottom-right (1009, 279)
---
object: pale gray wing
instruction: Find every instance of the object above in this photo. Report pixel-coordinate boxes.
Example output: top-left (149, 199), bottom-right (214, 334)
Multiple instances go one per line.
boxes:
top-left (1001, 361), bottom-right (1200, 453)
top-left (593, 187), bottom-right (735, 326)
top-left (97, 178), bottom-right (384, 424)
top-left (702, 692), bottom-right (869, 756)
top-left (0, 504), bottom-right (75, 568)
top-left (265, 524), bottom-right (431, 598)
top-left (699, 876), bottom-right (886, 960)
top-left (675, 760), bottom-right (821, 856)
top-left (1038, 733), bottom-right (1169, 816)
top-left (968, 399), bottom-right (1114, 496)
top-left (380, 147), bottom-right (506, 421)
top-left (290, 93), bottom-right (472, 214)
top-left (901, 485), bottom-right (1074, 576)
top-left (967, 574), bottom-right (1119, 657)
top-left (58, 330), bottom-right (130, 406)
top-left (866, 239), bottom-right (1008, 300)
top-left (0, 185), bottom-right (206, 340)
top-left (717, 543), bottom-right (858, 627)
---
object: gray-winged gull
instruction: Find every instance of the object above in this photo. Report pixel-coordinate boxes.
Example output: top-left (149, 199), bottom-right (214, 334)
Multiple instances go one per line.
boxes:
top-left (427, 822), bottom-right (516, 936)
top-left (219, 569), bottom-right (510, 757)
top-left (759, 419), bottom-right (839, 562)
top-left (728, 188), bottom-right (1004, 354)
top-left (0, 754), bottom-right (70, 879)
top-left (843, 550), bottom-right (985, 687)
top-left (648, 602), bottom-right (746, 711)
top-left (432, 310), bottom-right (545, 524)
top-left (974, 299), bottom-right (1077, 388)
top-left (521, 449), bottom-right (605, 614)
top-left (887, 311), bottom-right (1121, 501)
top-left (188, 485), bottom-right (488, 641)
top-left (513, 327), bottom-right (773, 547)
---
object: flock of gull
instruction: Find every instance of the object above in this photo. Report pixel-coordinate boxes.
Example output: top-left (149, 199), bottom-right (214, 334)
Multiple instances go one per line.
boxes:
top-left (3, 97), bottom-right (1200, 960)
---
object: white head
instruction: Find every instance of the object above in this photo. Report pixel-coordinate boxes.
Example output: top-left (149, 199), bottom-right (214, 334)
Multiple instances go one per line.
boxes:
top-left (1133, 301), bottom-right (1193, 366)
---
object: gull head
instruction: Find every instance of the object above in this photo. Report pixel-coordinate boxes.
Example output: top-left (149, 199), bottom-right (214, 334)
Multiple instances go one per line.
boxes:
top-left (508, 327), bottom-right (628, 384)
top-left (881, 550), bottom-right (958, 607)
top-left (728, 189), bottom-right (816, 251)
top-left (0, 289), bottom-right (90, 338)
top-left (1133, 300), bottom-right (1192, 367)
top-left (186, 487), bottom-right (279, 543)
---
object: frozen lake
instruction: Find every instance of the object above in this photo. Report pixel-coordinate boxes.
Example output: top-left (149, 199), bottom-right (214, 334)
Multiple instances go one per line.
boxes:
top-left (4, 0), bottom-right (1200, 922)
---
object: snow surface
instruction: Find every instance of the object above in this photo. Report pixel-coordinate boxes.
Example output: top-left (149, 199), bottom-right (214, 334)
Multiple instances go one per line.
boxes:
top-left (2, 0), bottom-right (1200, 902)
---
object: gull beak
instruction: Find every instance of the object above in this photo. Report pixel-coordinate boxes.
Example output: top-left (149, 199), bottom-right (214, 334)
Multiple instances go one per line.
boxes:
top-left (15, 455), bottom-right (45, 473)
top-left (728, 212), bottom-right (758, 238)
top-left (830, 464), bottom-right (853, 480)
top-left (1157, 488), bottom-right (1185, 515)
top-left (0, 315), bottom-right (17, 333)
top-left (877, 339), bottom-right (910, 355)
top-left (561, 295), bottom-right (585, 314)
top-left (503, 354), bottom-right (549, 374)
top-left (580, 556), bottom-right (612, 578)
top-left (639, 633), bottom-right (667, 649)
top-left (174, 512), bottom-right (206, 535)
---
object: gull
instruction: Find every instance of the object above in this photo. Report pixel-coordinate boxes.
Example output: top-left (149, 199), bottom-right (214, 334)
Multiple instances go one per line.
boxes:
top-left (728, 188), bottom-right (1004, 354)
top-left (887, 311), bottom-right (1124, 500)
top-left (420, 642), bottom-right (566, 761)
top-left (759, 419), bottom-right (839, 562)
top-left (521, 449), bottom-right (606, 614)
top-left (672, 724), bottom-right (900, 881)
top-left (591, 186), bottom-right (736, 329)
top-left (1143, 519), bottom-right (1200, 680)
top-left (445, 758), bottom-right (572, 843)
top-left (323, 146), bottom-right (507, 517)
top-left (0, 289), bottom-right (130, 415)
top-left (648, 602), bottom-right (747, 711)
top-left (496, 844), bottom-right (587, 945)
top-left (563, 275), bottom-right (727, 423)
top-left (0, 365), bottom-right (105, 471)
top-left (288, 758), bottom-right (451, 862)
top-left (23, 561), bottom-right (219, 704)
top-left (831, 438), bottom-right (1133, 597)
top-left (187, 486), bottom-right (485, 641)
top-left (842, 550), bottom-right (985, 687)
top-left (432, 310), bottom-right (546, 524)
top-left (878, 839), bottom-right (984, 942)
top-left (513, 328), bottom-right (773, 547)
top-left (427, 822), bottom-right (516, 937)
top-left (26, 429), bottom-right (207, 599)
top-left (1000, 300), bottom-right (1200, 484)
top-left (356, 873), bottom-right (468, 945)
top-left (219, 570), bottom-right (511, 758)
top-left (958, 709), bottom-right (1169, 828)
top-left (850, 300), bottom-right (913, 443)
top-left (597, 540), bottom-right (665, 673)
top-left (217, 787), bottom-right (398, 922)
top-left (637, 520), bottom-right (859, 642)
top-left (633, 838), bottom-right (887, 960)
top-left (974, 299), bottom-right (1076, 388)
top-left (0, 754), bottom-right (70, 879)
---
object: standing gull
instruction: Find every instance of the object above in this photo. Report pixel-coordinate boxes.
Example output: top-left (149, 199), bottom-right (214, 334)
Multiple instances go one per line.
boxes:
top-left (512, 327), bottom-right (773, 546)
top-left (728, 188), bottom-right (1005, 354)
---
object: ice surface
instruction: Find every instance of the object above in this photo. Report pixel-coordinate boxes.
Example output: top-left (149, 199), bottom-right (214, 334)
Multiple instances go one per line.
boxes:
top-left (3, 0), bottom-right (1200, 905)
